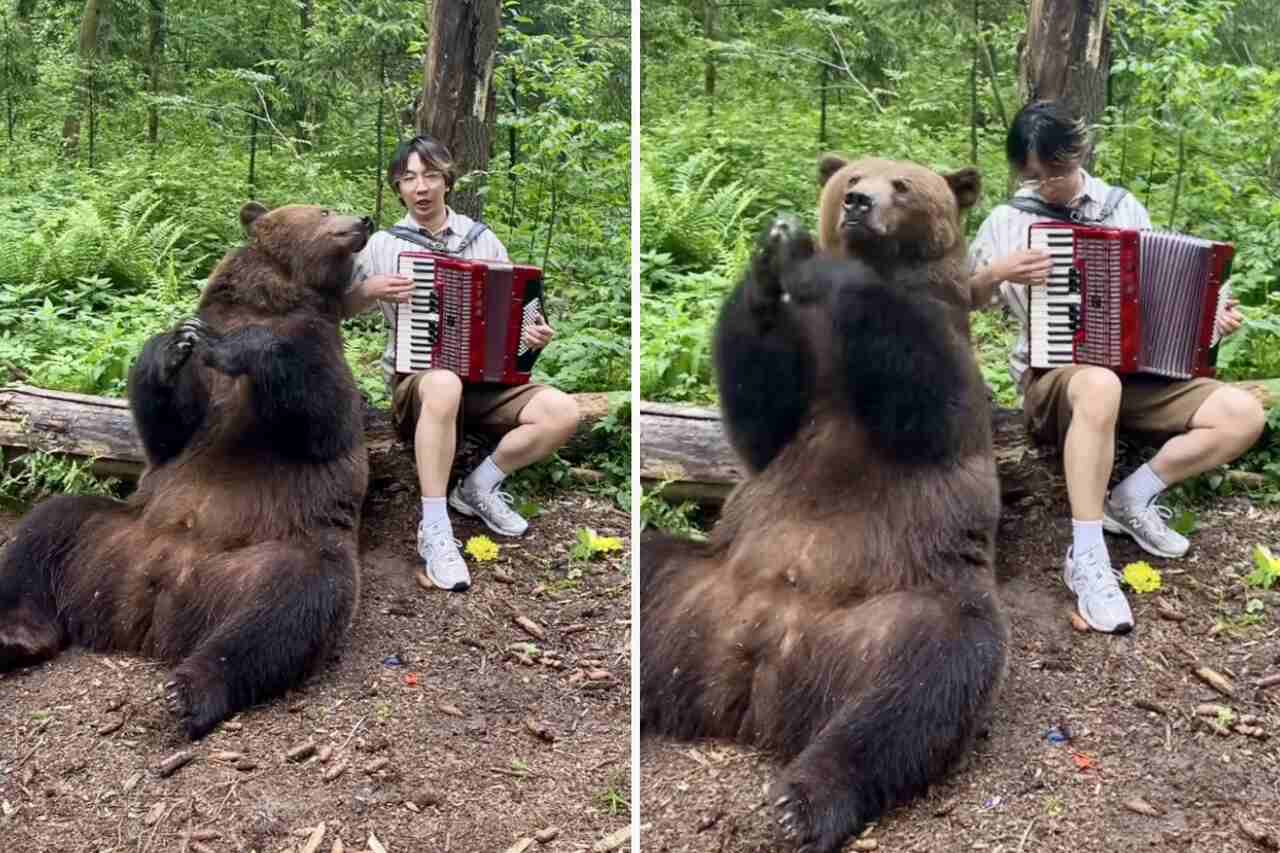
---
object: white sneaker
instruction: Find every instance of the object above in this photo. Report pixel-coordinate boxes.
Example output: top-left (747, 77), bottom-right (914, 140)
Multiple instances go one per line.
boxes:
top-left (1063, 545), bottom-right (1133, 634)
top-left (1102, 495), bottom-right (1190, 559)
top-left (417, 520), bottom-right (470, 591)
top-left (448, 481), bottom-right (529, 537)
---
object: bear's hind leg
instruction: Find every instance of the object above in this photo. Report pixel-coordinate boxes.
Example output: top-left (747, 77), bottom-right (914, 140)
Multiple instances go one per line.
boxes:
top-left (0, 495), bottom-right (119, 671)
top-left (159, 540), bottom-right (358, 739)
top-left (770, 588), bottom-right (1007, 853)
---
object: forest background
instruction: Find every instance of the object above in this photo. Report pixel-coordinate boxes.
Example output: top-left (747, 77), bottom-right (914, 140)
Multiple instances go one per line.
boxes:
top-left (0, 0), bottom-right (630, 504)
top-left (640, 0), bottom-right (1280, 524)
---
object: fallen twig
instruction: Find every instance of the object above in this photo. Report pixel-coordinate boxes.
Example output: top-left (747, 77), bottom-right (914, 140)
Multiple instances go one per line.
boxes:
top-left (1193, 666), bottom-right (1235, 697)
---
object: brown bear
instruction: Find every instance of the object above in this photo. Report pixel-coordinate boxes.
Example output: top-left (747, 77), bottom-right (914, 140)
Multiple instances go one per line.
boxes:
top-left (640, 158), bottom-right (1006, 853)
top-left (0, 202), bottom-right (372, 740)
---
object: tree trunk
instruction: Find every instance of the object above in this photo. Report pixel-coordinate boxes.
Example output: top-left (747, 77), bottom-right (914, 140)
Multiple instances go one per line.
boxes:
top-left (296, 0), bottom-right (312, 142)
top-left (248, 103), bottom-right (258, 197)
top-left (418, 0), bottom-right (502, 221)
top-left (147, 0), bottom-right (164, 148)
top-left (970, 0), bottom-right (979, 163)
top-left (375, 49), bottom-right (386, 222)
top-left (1018, 0), bottom-right (1110, 166)
top-left (703, 0), bottom-right (717, 117)
top-left (63, 0), bottom-right (111, 160)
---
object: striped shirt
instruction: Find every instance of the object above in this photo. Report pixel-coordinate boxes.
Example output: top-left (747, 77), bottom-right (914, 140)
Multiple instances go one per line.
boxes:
top-left (349, 208), bottom-right (510, 391)
top-left (969, 170), bottom-right (1152, 387)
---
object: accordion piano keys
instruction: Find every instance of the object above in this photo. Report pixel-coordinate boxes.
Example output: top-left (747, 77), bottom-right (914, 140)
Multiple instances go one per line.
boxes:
top-left (394, 252), bottom-right (544, 386)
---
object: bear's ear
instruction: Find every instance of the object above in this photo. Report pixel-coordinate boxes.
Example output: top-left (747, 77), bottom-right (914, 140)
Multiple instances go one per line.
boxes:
top-left (818, 154), bottom-right (848, 188)
top-left (239, 201), bottom-right (270, 236)
top-left (944, 168), bottom-right (981, 211)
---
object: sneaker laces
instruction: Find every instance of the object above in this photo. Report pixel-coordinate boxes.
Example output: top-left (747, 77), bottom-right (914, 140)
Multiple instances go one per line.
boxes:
top-left (1129, 502), bottom-right (1175, 535)
top-left (477, 489), bottom-right (520, 518)
top-left (419, 521), bottom-right (462, 556)
top-left (1071, 547), bottom-right (1124, 595)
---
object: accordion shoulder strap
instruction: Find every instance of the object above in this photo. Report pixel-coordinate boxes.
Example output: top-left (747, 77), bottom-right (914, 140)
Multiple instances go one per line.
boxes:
top-left (385, 220), bottom-right (491, 255)
top-left (1004, 186), bottom-right (1130, 226)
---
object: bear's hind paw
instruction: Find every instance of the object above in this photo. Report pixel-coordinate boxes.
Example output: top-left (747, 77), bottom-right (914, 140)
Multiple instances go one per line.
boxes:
top-left (769, 779), bottom-right (859, 853)
top-left (166, 674), bottom-right (230, 741)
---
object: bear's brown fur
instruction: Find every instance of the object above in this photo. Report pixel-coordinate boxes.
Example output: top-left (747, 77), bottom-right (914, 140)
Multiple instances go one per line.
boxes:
top-left (0, 202), bottom-right (372, 739)
top-left (641, 159), bottom-right (1005, 853)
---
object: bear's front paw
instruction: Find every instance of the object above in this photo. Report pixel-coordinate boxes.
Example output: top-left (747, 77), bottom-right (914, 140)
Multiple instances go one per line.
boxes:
top-left (161, 318), bottom-right (210, 379)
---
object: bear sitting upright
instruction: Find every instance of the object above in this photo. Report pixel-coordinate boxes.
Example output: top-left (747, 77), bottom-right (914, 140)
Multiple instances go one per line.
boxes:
top-left (640, 158), bottom-right (1006, 853)
top-left (0, 202), bottom-right (372, 740)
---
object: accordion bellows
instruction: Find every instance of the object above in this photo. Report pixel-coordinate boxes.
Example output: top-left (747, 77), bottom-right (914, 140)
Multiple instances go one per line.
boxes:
top-left (1027, 224), bottom-right (1234, 379)
top-left (394, 252), bottom-right (544, 385)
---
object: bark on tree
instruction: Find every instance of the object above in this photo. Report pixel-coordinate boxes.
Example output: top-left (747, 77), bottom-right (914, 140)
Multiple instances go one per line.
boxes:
top-left (418, 0), bottom-right (501, 221)
top-left (1018, 0), bottom-right (1110, 164)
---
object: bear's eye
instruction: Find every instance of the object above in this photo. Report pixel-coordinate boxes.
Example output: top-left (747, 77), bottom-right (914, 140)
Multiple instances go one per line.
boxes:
top-left (892, 179), bottom-right (911, 193)
top-left (847, 174), bottom-right (862, 185)
top-left (320, 209), bottom-right (331, 217)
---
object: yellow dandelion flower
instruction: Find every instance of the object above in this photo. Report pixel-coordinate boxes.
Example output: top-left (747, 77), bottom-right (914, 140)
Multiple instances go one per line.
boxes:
top-left (464, 535), bottom-right (500, 562)
top-left (1121, 561), bottom-right (1162, 593)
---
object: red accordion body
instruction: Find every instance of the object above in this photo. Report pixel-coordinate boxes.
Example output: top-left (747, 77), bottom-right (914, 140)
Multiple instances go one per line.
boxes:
top-left (1026, 224), bottom-right (1234, 379)
top-left (394, 252), bottom-right (545, 386)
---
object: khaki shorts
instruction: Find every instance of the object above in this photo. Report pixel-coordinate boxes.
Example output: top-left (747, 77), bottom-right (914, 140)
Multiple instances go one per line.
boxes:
top-left (391, 370), bottom-right (546, 445)
top-left (1023, 365), bottom-right (1222, 452)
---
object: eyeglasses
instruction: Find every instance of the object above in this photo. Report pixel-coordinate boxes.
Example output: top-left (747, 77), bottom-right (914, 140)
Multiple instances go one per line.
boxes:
top-left (1018, 171), bottom-right (1078, 191)
top-left (397, 171), bottom-right (446, 188)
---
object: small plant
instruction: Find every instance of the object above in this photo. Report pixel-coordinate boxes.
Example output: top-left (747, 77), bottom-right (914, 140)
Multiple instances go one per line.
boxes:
top-left (1247, 545), bottom-right (1279, 590)
top-left (595, 773), bottom-right (630, 817)
top-left (0, 450), bottom-right (121, 507)
top-left (570, 527), bottom-right (624, 562)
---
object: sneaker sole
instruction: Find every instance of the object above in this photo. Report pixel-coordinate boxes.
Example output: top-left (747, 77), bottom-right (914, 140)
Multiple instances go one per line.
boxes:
top-left (1101, 515), bottom-right (1188, 559)
top-left (448, 491), bottom-right (528, 538)
top-left (420, 566), bottom-right (470, 592)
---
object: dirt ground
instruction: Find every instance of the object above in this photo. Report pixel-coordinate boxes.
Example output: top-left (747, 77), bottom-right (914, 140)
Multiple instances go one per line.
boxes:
top-left (640, 480), bottom-right (1280, 852)
top-left (0, 476), bottom-right (632, 853)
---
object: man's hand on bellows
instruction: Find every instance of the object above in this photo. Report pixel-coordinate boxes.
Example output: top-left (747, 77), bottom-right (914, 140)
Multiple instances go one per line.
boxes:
top-left (522, 315), bottom-right (554, 351)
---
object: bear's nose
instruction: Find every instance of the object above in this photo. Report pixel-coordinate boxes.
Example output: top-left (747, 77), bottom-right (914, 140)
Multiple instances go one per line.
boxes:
top-left (843, 191), bottom-right (874, 212)
top-left (359, 216), bottom-right (374, 232)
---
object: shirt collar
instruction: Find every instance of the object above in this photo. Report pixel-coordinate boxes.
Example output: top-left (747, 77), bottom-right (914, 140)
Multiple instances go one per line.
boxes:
top-left (397, 206), bottom-right (463, 238)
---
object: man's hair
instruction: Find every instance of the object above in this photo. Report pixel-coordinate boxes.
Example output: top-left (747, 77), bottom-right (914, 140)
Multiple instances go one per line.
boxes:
top-left (387, 135), bottom-right (457, 199)
top-left (1006, 100), bottom-right (1090, 170)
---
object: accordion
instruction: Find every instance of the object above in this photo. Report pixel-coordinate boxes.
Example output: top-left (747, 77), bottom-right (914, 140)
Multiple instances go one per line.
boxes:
top-left (1027, 224), bottom-right (1234, 379)
top-left (394, 252), bottom-right (544, 385)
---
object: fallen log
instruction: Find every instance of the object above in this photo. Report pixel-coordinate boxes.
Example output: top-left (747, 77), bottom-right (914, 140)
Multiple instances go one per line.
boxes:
top-left (641, 379), bottom-right (1277, 506)
top-left (640, 399), bottom-right (1055, 505)
top-left (0, 384), bottom-right (616, 484)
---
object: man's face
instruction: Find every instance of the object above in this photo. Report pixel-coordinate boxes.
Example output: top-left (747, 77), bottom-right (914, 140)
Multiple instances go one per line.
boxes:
top-left (1018, 153), bottom-right (1083, 206)
top-left (396, 152), bottom-right (449, 222)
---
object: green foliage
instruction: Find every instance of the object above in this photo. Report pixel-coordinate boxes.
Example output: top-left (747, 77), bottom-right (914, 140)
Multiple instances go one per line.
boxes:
top-left (639, 482), bottom-right (707, 540)
top-left (0, 450), bottom-right (121, 507)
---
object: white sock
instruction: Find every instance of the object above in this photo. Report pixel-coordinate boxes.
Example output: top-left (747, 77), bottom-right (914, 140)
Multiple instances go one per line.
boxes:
top-left (466, 455), bottom-right (508, 494)
top-left (1072, 519), bottom-right (1106, 557)
top-left (1110, 463), bottom-right (1167, 508)
top-left (421, 497), bottom-right (450, 528)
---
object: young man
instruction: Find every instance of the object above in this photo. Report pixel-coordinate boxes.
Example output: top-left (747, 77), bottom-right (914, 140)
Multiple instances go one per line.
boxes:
top-left (343, 135), bottom-right (580, 593)
top-left (969, 100), bottom-right (1263, 634)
